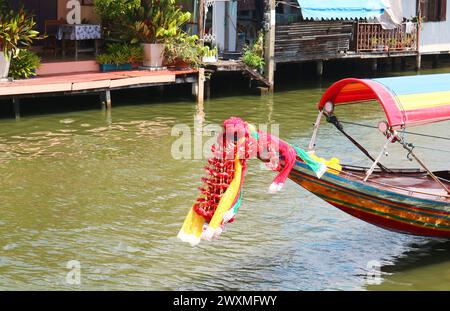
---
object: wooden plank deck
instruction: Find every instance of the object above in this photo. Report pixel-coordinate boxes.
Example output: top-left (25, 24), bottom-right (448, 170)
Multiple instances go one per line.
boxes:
top-left (0, 69), bottom-right (198, 97)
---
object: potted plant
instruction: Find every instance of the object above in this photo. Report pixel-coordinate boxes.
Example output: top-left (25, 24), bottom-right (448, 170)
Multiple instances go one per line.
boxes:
top-left (242, 32), bottom-right (265, 73)
top-left (0, 6), bottom-right (43, 80)
top-left (94, 0), bottom-right (141, 39)
top-left (8, 49), bottom-right (41, 80)
top-left (96, 43), bottom-right (143, 72)
top-left (202, 46), bottom-right (218, 63)
top-left (121, 0), bottom-right (191, 68)
top-left (164, 33), bottom-right (206, 69)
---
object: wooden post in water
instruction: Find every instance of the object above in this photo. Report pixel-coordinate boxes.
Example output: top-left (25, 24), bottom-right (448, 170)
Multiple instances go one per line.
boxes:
top-left (100, 90), bottom-right (112, 109)
top-left (196, 68), bottom-right (205, 104)
top-left (415, 3), bottom-right (422, 71)
top-left (12, 97), bottom-right (20, 120)
top-left (316, 60), bottom-right (324, 76)
top-left (264, 0), bottom-right (275, 91)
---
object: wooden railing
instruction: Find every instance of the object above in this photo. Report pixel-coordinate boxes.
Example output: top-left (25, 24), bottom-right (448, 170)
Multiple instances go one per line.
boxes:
top-left (356, 22), bottom-right (418, 53)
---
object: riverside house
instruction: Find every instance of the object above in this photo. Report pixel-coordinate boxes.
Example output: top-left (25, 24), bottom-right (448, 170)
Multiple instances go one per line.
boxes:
top-left (203, 0), bottom-right (448, 78)
top-left (0, 0), bottom-right (204, 118)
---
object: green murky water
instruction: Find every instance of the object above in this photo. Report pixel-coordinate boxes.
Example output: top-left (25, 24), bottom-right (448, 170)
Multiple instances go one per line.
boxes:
top-left (0, 64), bottom-right (449, 290)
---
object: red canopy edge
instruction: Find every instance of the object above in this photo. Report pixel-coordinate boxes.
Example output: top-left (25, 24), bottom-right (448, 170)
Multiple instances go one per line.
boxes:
top-left (317, 78), bottom-right (405, 128)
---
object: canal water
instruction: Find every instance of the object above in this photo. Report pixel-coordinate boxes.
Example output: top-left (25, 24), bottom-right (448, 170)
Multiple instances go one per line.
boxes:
top-left (0, 64), bottom-right (449, 290)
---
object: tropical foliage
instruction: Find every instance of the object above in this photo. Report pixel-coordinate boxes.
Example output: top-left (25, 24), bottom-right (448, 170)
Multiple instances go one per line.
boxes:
top-left (9, 49), bottom-right (40, 79)
top-left (164, 33), bottom-right (206, 68)
top-left (0, 7), bottom-right (43, 59)
top-left (242, 32), bottom-right (265, 73)
top-left (96, 43), bottom-right (143, 65)
top-left (94, 0), bottom-right (141, 37)
top-left (94, 0), bottom-right (141, 22)
top-left (121, 0), bottom-right (192, 44)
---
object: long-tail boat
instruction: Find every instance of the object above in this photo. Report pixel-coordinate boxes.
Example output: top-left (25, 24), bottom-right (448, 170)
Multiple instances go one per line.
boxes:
top-left (178, 73), bottom-right (450, 245)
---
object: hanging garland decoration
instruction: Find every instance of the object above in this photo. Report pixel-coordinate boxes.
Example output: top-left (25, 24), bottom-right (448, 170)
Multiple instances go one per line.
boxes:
top-left (177, 117), bottom-right (332, 246)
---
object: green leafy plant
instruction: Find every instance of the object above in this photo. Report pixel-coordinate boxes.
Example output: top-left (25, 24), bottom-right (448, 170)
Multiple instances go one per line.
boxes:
top-left (121, 0), bottom-right (192, 44)
top-left (242, 32), bottom-right (265, 73)
top-left (164, 33), bottom-right (206, 68)
top-left (96, 43), bottom-right (143, 65)
top-left (94, 0), bottom-right (141, 38)
top-left (203, 45), bottom-right (218, 58)
top-left (0, 7), bottom-right (44, 59)
top-left (94, 0), bottom-right (141, 22)
top-left (8, 49), bottom-right (40, 79)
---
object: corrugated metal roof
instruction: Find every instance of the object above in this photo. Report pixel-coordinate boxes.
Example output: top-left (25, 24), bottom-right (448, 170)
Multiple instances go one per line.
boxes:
top-left (296, 0), bottom-right (386, 20)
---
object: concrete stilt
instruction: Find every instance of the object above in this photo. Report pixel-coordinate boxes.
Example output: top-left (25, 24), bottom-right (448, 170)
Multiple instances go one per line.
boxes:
top-left (12, 97), bottom-right (20, 120)
top-left (400, 57), bottom-right (406, 69)
top-left (371, 59), bottom-right (378, 71)
top-left (432, 54), bottom-right (439, 68)
top-left (100, 90), bottom-right (112, 109)
top-left (196, 68), bottom-right (205, 104)
top-left (158, 85), bottom-right (165, 100)
top-left (415, 54), bottom-right (422, 71)
top-left (105, 90), bottom-right (112, 109)
top-left (316, 60), bottom-right (324, 76)
top-left (391, 57), bottom-right (396, 70)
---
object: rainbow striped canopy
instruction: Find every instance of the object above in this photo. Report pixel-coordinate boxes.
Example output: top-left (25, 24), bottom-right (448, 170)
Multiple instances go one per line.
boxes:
top-left (318, 74), bottom-right (450, 128)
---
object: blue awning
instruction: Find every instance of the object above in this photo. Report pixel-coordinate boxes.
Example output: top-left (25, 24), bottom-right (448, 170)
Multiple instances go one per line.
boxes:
top-left (296, 0), bottom-right (386, 20)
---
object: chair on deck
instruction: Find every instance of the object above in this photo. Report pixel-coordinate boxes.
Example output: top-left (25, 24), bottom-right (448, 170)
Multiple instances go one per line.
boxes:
top-left (42, 19), bottom-right (67, 57)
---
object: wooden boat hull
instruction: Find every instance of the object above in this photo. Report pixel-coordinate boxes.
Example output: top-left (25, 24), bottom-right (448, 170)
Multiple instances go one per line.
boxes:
top-left (289, 161), bottom-right (450, 238)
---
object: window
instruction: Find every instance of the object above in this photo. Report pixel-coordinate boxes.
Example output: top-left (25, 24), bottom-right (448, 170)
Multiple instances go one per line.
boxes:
top-left (420, 0), bottom-right (447, 22)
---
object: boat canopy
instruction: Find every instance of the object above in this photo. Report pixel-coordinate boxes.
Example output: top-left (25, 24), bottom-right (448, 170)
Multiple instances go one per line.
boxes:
top-left (318, 74), bottom-right (450, 128)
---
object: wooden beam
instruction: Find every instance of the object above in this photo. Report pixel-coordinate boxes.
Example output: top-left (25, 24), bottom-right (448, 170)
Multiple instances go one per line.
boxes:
top-left (196, 68), bottom-right (205, 104)
top-left (264, 0), bottom-right (276, 90)
top-left (198, 0), bottom-right (205, 39)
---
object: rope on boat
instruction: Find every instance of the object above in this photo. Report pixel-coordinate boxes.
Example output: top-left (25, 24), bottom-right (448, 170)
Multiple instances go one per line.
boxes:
top-left (339, 121), bottom-right (450, 141)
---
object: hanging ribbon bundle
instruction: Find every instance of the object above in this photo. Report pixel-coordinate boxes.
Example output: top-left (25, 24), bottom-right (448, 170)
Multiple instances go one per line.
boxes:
top-left (177, 117), bottom-right (331, 246)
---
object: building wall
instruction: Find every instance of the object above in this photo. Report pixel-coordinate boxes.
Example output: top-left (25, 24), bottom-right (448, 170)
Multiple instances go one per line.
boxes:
top-left (402, 0), bottom-right (416, 18)
top-left (402, 0), bottom-right (450, 53)
top-left (420, 3), bottom-right (450, 53)
top-left (212, 1), bottom-right (237, 52)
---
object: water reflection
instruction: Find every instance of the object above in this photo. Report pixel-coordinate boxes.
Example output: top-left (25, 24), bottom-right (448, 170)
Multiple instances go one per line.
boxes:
top-left (367, 239), bottom-right (450, 290)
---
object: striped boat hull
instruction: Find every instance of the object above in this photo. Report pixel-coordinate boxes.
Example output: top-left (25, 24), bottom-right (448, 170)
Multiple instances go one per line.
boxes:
top-left (289, 162), bottom-right (450, 238)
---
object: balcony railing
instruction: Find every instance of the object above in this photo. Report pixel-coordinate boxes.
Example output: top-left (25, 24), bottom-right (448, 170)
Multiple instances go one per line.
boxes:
top-left (356, 22), bottom-right (418, 53)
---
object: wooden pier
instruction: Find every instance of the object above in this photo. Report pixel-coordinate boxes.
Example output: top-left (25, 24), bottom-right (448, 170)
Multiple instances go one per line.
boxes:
top-left (0, 68), bottom-right (204, 118)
